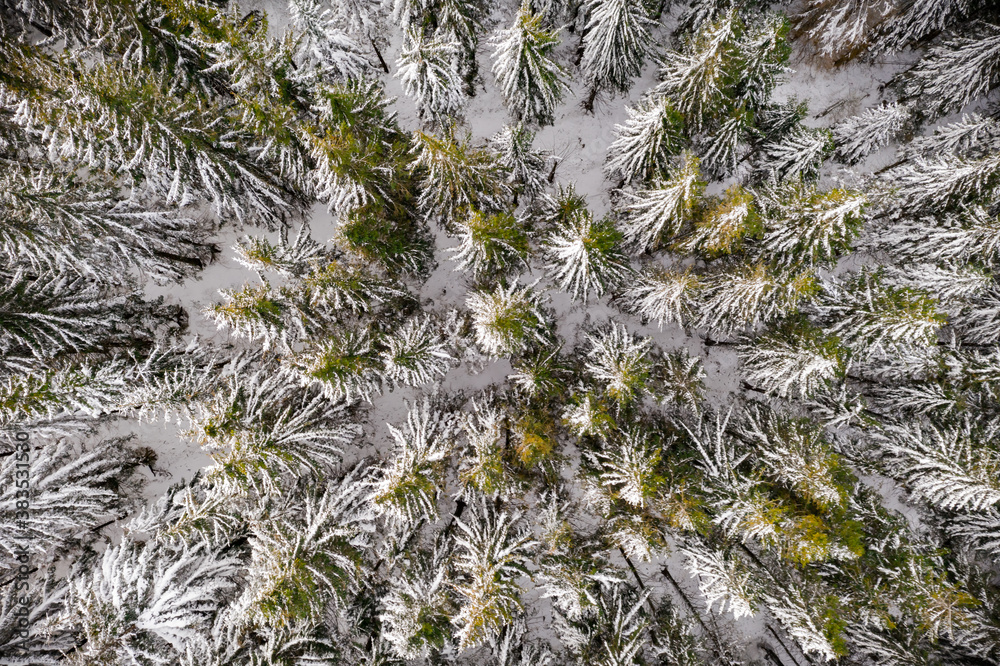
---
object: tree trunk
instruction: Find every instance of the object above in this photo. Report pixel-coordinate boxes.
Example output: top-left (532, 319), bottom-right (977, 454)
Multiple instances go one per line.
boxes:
top-left (583, 85), bottom-right (598, 113)
top-left (370, 37), bottom-right (390, 74)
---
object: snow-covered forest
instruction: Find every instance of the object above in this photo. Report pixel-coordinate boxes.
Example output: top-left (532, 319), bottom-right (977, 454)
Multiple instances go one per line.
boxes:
top-left (4, 0), bottom-right (1000, 663)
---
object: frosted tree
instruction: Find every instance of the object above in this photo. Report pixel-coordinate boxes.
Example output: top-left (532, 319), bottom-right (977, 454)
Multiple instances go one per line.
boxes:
top-left (467, 281), bottom-right (548, 357)
top-left (589, 428), bottom-right (662, 508)
top-left (656, 14), bottom-right (738, 130)
top-left (448, 209), bottom-right (531, 278)
top-left (288, 0), bottom-right (371, 79)
top-left (759, 126), bottom-right (834, 181)
top-left (816, 270), bottom-right (944, 358)
top-left (887, 152), bottom-right (1000, 213)
top-left (491, 124), bottom-right (549, 201)
top-left (238, 469), bottom-right (374, 625)
top-left (738, 406), bottom-right (843, 507)
top-left (764, 588), bottom-right (839, 662)
top-left (189, 363), bottom-right (359, 491)
top-left (459, 398), bottom-right (518, 498)
top-left (0, 270), bottom-right (167, 363)
top-left (303, 259), bottom-right (408, 314)
top-left (372, 402), bottom-right (456, 527)
top-left (760, 182), bottom-right (867, 265)
top-left (59, 539), bottom-right (238, 665)
top-left (380, 545), bottom-right (455, 658)
top-left (0, 165), bottom-right (212, 283)
top-left (395, 28), bottom-right (466, 121)
top-left (739, 323), bottom-right (845, 398)
top-left (833, 102), bottom-right (911, 164)
top-left (677, 185), bottom-right (758, 257)
top-left (698, 263), bottom-right (818, 335)
top-left (580, 0), bottom-right (656, 110)
top-left (0, 437), bottom-right (142, 572)
top-left (904, 23), bottom-right (1000, 117)
top-left (204, 283), bottom-right (304, 352)
top-left (410, 129), bottom-right (511, 226)
top-left (291, 327), bottom-right (386, 403)
top-left (626, 266), bottom-right (701, 329)
top-left (880, 419), bottom-right (1000, 513)
top-left (585, 323), bottom-right (653, 406)
top-left (621, 152), bottom-right (704, 252)
top-left (795, 0), bottom-right (887, 61)
top-left (544, 211), bottom-right (631, 301)
top-left (453, 500), bottom-right (536, 649)
top-left (657, 349), bottom-right (706, 411)
top-left (682, 544), bottom-right (757, 620)
top-left (382, 316), bottom-right (454, 386)
top-left (490, 3), bottom-right (569, 126)
top-left (605, 94), bottom-right (685, 183)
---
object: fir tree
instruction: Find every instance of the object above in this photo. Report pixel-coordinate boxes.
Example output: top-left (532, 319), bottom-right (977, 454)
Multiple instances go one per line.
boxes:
top-left (372, 402), bottom-right (457, 527)
top-left (544, 211), bottom-right (631, 301)
top-left (395, 28), bottom-right (467, 121)
top-left (467, 281), bottom-right (548, 357)
top-left (580, 0), bottom-right (656, 109)
top-left (621, 152), bottom-right (704, 252)
top-left (605, 94), bottom-right (685, 184)
top-left (453, 500), bottom-right (536, 649)
top-left (490, 3), bottom-right (570, 126)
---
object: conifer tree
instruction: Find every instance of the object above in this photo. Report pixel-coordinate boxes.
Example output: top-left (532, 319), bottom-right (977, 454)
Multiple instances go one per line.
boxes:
top-left (580, 0), bottom-right (656, 110)
top-left (621, 152), bottom-right (704, 252)
top-left (453, 500), bottom-right (536, 649)
top-left (491, 3), bottom-right (570, 126)
top-left (605, 95), bottom-right (685, 184)
top-left (395, 28), bottom-right (467, 121)
top-left (544, 210), bottom-right (631, 301)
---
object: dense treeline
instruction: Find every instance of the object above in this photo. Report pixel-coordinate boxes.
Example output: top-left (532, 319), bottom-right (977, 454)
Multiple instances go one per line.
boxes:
top-left (4, 0), bottom-right (1000, 664)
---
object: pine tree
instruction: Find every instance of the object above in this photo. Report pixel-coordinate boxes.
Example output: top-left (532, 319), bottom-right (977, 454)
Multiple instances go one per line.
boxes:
top-left (697, 263), bottom-right (818, 335)
top-left (880, 419), bottom-right (1000, 513)
top-left (621, 152), bottom-right (704, 252)
top-left (380, 544), bottom-right (455, 658)
top-left (491, 124), bottom-right (550, 201)
top-left (676, 184), bottom-right (758, 257)
top-left (580, 0), bottom-right (656, 109)
top-left (238, 469), bottom-right (374, 625)
top-left (833, 102), bottom-right (911, 164)
top-left (467, 281), bottom-right (548, 357)
top-left (490, 3), bottom-right (570, 126)
top-left (382, 316), bottom-right (454, 386)
top-left (410, 129), bottom-right (511, 226)
top-left (585, 323), bottom-right (653, 407)
top-left (372, 402), bottom-right (457, 527)
top-left (448, 209), bottom-right (531, 278)
top-left (60, 539), bottom-right (238, 665)
top-left (589, 427), bottom-right (661, 508)
top-left (605, 94), bottom-right (685, 184)
top-left (759, 181), bottom-right (867, 265)
top-left (0, 437), bottom-right (143, 573)
top-left (739, 322), bottom-right (845, 398)
top-left (288, 0), bottom-right (372, 79)
top-left (453, 500), bottom-right (536, 649)
top-left (395, 28), bottom-right (467, 121)
top-left (291, 327), bottom-right (386, 403)
top-left (764, 588), bottom-right (841, 661)
top-left (656, 14), bottom-right (738, 131)
top-left (816, 270), bottom-right (944, 358)
top-left (544, 210), bottom-right (631, 301)
top-left (759, 126), bottom-right (834, 181)
top-left (681, 544), bottom-right (757, 620)
top-left (626, 266), bottom-right (701, 329)
top-left (903, 21), bottom-right (1000, 116)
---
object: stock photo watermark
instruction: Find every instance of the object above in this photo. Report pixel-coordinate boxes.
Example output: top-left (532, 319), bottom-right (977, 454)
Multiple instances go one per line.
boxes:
top-left (11, 430), bottom-right (31, 643)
